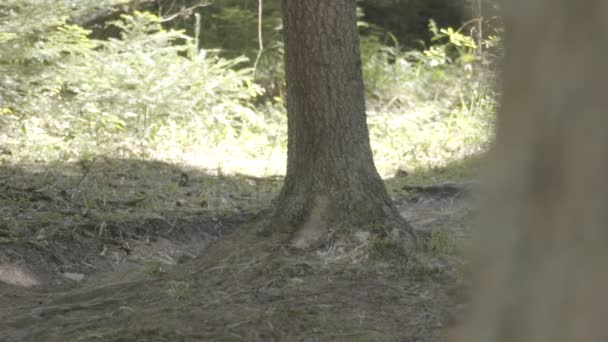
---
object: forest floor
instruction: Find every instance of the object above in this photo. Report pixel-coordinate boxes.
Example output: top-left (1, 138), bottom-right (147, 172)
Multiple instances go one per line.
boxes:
top-left (0, 158), bottom-right (477, 342)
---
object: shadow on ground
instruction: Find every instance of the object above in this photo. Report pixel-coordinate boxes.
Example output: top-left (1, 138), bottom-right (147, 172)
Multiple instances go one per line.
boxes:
top-left (0, 157), bottom-right (478, 341)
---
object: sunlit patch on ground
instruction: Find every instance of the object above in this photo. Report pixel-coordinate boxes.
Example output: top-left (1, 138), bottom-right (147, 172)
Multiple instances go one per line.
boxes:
top-left (0, 263), bottom-right (39, 288)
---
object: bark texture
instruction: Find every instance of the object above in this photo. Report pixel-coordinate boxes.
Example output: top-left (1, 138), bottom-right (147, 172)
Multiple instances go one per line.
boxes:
top-left (458, 2), bottom-right (608, 341)
top-left (274, 0), bottom-right (415, 248)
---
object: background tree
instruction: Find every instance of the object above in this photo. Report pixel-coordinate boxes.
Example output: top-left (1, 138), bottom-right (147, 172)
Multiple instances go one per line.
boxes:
top-left (272, 0), bottom-right (416, 249)
top-left (458, 1), bottom-right (608, 341)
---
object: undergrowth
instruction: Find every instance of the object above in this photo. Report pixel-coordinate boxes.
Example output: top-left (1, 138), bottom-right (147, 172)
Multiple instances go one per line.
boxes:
top-left (0, 4), bottom-right (498, 177)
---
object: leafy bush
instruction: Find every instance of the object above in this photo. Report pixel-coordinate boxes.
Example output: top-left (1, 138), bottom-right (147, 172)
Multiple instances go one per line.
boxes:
top-left (1, 10), bottom-right (269, 164)
top-left (363, 21), bottom-right (497, 174)
top-left (358, 0), bottom-right (468, 49)
top-left (1, 2), bottom-right (497, 178)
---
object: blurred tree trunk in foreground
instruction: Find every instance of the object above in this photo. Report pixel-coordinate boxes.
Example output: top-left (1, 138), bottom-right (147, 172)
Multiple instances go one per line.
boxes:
top-left (459, 1), bottom-right (608, 341)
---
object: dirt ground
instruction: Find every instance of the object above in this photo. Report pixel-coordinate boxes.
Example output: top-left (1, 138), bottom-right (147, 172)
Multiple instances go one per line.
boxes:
top-left (0, 159), bottom-right (474, 341)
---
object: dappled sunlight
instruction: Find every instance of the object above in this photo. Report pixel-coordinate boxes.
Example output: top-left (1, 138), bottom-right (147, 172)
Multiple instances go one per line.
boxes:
top-left (154, 146), bottom-right (287, 177)
top-left (369, 103), bottom-right (492, 178)
top-left (0, 1), bottom-right (499, 341)
top-left (1, 7), bottom-right (495, 179)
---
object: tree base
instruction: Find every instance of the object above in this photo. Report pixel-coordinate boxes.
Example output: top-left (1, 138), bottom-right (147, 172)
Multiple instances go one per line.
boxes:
top-left (267, 193), bottom-right (417, 252)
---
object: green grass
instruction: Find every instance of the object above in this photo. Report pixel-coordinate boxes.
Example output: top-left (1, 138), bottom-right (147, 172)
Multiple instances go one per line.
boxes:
top-left (0, 14), bottom-right (493, 246)
top-left (0, 10), bottom-right (496, 178)
top-left (0, 159), bottom-right (282, 241)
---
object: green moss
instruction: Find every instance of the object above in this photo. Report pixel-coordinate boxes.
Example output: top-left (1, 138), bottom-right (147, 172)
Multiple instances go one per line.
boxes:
top-left (162, 280), bottom-right (193, 303)
top-left (409, 263), bottom-right (441, 282)
top-left (142, 261), bottom-right (164, 276)
top-left (416, 230), bottom-right (454, 257)
top-left (369, 238), bottom-right (408, 260)
top-left (426, 230), bottom-right (454, 257)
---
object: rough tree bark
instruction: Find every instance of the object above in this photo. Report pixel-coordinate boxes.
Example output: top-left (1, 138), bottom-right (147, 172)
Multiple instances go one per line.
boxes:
top-left (273, 0), bottom-right (416, 249)
top-left (458, 1), bottom-right (608, 341)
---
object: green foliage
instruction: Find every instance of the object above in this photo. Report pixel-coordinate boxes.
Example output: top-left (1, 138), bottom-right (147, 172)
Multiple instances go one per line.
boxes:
top-left (163, 280), bottom-right (193, 303)
top-left (358, 0), bottom-right (468, 49)
top-left (363, 22), bottom-right (496, 174)
top-left (1, 1), bottom-right (497, 178)
top-left (197, 0), bottom-right (285, 99)
top-left (417, 230), bottom-right (454, 257)
top-left (426, 19), bottom-right (478, 65)
top-left (369, 238), bottom-right (409, 260)
top-left (1, 9), bottom-right (267, 163)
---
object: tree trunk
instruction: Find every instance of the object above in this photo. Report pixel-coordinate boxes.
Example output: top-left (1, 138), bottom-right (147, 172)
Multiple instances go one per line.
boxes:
top-left (457, 1), bottom-right (608, 341)
top-left (273, 0), bottom-right (415, 249)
